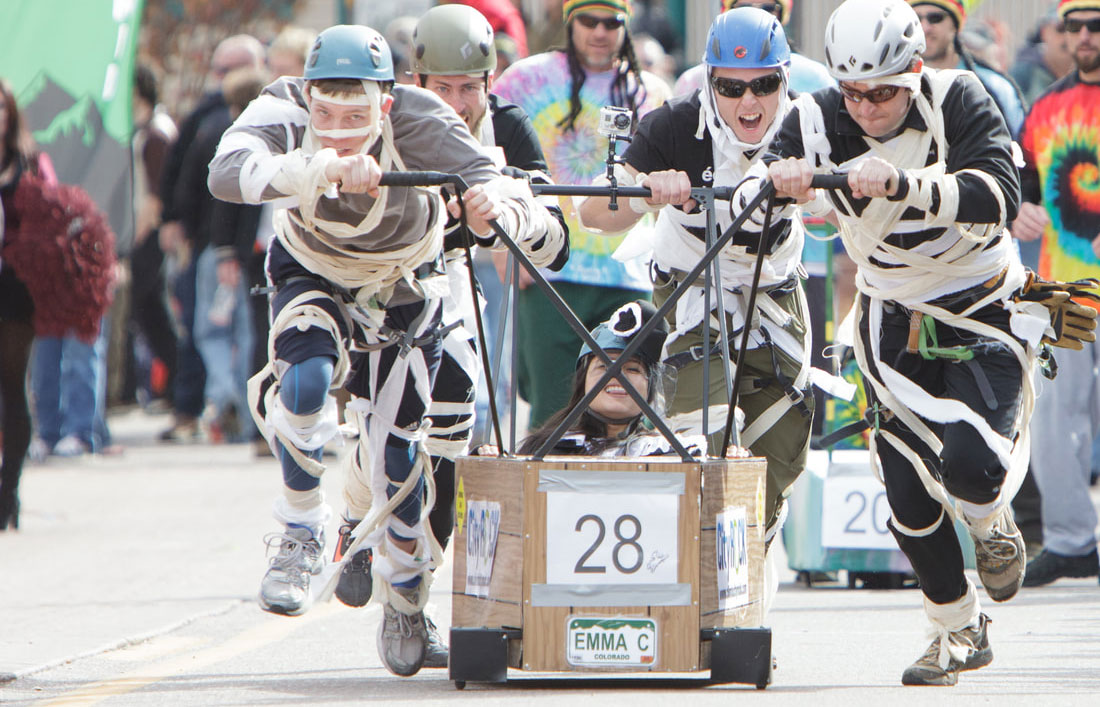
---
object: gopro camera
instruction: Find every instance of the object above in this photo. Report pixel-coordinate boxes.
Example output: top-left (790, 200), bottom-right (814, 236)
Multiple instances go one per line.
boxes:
top-left (597, 105), bottom-right (632, 138)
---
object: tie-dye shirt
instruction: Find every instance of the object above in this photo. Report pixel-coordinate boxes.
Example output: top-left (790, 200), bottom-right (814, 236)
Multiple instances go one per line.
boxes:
top-left (1021, 73), bottom-right (1100, 304)
top-left (493, 51), bottom-right (670, 290)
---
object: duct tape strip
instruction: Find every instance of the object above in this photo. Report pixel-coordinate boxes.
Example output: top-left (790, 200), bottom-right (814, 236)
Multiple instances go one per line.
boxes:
top-left (537, 470), bottom-right (685, 494)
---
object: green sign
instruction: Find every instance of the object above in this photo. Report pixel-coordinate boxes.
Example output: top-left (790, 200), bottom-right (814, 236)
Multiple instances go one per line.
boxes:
top-left (1, 0), bottom-right (146, 251)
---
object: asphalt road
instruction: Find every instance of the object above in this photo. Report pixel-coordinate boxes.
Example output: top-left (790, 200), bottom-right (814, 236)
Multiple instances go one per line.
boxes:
top-left (1, 407), bottom-right (1098, 706)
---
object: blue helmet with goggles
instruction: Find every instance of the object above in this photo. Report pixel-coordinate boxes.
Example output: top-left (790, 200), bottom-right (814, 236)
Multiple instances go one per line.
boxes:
top-left (577, 300), bottom-right (669, 372)
top-left (305, 25), bottom-right (394, 82)
top-left (704, 6), bottom-right (790, 69)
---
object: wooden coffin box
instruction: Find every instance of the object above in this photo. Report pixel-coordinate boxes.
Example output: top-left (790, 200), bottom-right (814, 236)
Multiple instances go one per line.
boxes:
top-left (450, 455), bottom-right (769, 684)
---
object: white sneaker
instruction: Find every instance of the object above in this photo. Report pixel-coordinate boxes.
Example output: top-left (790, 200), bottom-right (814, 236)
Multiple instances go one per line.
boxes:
top-left (53, 435), bottom-right (89, 457)
top-left (258, 524), bottom-right (324, 616)
top-left (378, 585), bottom-right (428, 676)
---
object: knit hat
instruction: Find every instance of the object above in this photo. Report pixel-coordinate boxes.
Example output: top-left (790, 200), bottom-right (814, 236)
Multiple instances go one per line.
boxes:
top-left (1060, 0), bottom-right (1100, 18)
top-left (563, 0), bottom-right (633, 23)
top-left (908, 0), bottom-right (966, 28)
top-left (721, 1), bottom-right (793, 26)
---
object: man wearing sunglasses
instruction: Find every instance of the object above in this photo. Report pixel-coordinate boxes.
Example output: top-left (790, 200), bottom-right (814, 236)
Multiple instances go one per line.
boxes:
top-left (760, 0), bottom-right (1046, 687)
top-left (578, 8), bottom-right (820, 580)
top-left (1012, 0), bottom-right (1100, 591)
top-left (906, 1), bottom-right (1027, 139)
top-left (493, 0), bottom-right (670, 431)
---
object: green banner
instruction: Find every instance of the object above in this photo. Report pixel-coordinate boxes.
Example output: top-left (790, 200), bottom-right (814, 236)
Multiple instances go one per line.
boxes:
top-left (0, 0), bottom-right (146, 253)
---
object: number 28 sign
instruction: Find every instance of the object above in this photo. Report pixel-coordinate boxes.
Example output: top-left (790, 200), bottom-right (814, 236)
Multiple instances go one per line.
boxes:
top-left (545, 492), bottom-right (679, 585)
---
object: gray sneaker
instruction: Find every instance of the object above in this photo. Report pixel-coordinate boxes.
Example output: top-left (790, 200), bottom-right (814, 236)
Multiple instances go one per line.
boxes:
top-left (972, 508), bottom-right (1026, 602)
top-left (378, 586), bottom-right (428, 677)
top-left (422, 614), bottom-right (449, 668)
top-left (259, 524), bottom-right (324, 616)
top-left (902, 613), bottom-right (993, 686)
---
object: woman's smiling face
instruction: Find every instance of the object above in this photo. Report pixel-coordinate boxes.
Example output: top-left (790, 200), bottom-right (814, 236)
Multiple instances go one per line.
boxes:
top-left (585, 352), bottom-right (648, 422)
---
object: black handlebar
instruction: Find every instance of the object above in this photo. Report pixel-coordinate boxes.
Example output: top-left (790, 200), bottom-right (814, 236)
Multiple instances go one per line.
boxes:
top-left (378, 171), bottom-right (461, 188)
top-left (379, 171), bottom-right (848, 197)
top-left (809, 173), bottom-right (851, 190)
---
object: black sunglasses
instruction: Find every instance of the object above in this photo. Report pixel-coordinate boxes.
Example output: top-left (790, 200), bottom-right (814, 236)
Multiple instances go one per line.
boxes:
top-left (1065, 17), bottom-right (1100, 34)
top-left (917, 10), bottom-right (949, 25)
top-left (839, 83), bottom-right (902, 104)
top-left (573, 13), bottom-right (626, 31)
top-left (710, 72), bottom-right (783, 99)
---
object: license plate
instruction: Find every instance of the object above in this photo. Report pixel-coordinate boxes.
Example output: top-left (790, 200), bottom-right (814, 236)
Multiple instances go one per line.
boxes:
top-left (566, 617), bottom-right (657, 668)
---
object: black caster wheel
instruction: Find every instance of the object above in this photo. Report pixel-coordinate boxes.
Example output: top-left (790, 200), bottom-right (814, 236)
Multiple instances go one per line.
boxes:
top-left (454, 681), bottom-right (466, 690)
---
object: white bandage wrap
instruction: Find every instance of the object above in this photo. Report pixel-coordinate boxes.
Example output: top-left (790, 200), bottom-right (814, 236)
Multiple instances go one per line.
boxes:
top-left (247, 290), bottom-right (352, 477)
top-left (272, 493), bottom-right (332, 531)
top-left (923, 579), bottom-right (982, 670)
top-left (476, 174), bottom-right (564, 269)
top-left (314, 299), bottom-right (446, 604)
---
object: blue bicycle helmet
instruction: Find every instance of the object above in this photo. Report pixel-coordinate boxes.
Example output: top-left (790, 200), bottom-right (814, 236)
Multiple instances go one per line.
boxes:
top-left (305, 25), bottom-right (394, 82)
top-left (704, 6), bottom-right (790, 69)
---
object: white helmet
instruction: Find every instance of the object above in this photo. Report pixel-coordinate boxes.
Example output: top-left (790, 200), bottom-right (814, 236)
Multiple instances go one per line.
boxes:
top-left (824, 0), bottom-right (925, 81)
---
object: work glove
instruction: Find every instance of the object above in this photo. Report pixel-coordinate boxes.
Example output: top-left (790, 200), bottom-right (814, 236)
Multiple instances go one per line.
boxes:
top-left (1016, 272), bottom-right (1100, 350)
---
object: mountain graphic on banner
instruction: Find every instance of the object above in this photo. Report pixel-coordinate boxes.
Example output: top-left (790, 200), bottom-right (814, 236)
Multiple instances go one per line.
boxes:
top-left (21, 74), bottom-right (134, 256)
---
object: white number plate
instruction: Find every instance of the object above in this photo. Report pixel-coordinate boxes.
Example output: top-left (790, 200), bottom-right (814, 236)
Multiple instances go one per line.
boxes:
top-left (566, 617), bottom-right (657, 667)
top-left (545, 492), bottom-right (679, 585)
top-left (821, 475), bottom-right (898, 550)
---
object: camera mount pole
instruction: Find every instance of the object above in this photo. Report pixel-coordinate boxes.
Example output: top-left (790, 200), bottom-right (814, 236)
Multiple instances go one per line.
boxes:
top-left (605, 135), bottom-right (622, 211)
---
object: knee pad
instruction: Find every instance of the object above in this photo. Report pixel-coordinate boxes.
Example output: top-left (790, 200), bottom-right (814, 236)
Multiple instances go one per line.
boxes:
top-left (280, 357), bottom-right (335, 415)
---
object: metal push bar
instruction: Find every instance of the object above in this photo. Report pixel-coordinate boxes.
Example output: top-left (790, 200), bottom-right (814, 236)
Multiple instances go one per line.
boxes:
top-left (378, 170), bottom-right (851, 461)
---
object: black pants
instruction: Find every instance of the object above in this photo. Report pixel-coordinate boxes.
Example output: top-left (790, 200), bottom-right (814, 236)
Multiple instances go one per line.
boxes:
top-left (860, 297), bottom-right (1023, 604)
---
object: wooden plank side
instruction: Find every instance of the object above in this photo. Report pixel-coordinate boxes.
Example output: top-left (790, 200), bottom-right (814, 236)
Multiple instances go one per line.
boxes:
top-left (699, 459), bottom-right (766, 631)
top-left (656, 460), bottom-right (701, 671)
top-left (451, 457), bottom-right (525, 629)
top-left (522, 458), bottom-right (702, 673)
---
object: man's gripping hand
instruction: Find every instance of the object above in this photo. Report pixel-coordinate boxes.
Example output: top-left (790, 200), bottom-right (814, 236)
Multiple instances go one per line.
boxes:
top-left (641, 169), bottom-right (695, 211)
top-left (324, 154), bottom-right (383, 197)
top-left (447, 184), bottom-right (502, 241)
top-left (768, 157), bottom-right (815, 203)
top-left (848, 156), bottom-right (899, 199)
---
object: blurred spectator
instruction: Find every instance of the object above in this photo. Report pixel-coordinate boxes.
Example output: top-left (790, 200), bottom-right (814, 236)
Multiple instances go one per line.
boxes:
top-left (448, 0), bottom-right (529, 58)
top-left (0, 78), bottom-right (55, 528)
top-left (632, 33), bottom-right (675, 87)
top-left (385, 16), bottom-right (419, 84)
top-left (960, 19), bottom-right (1008, 71)
top-left (189, 67), bottom-right (269, 444)
top-left (157, 34), bottom-right (264, 442)
top-left (128, 64), bottom-right (179, 411)
top-left (1016, 0), bottom-right (1100, 588)
top-left (493, 0), bottom-right (670, 429)
top-left (1012, 6), bottom-right (1074, 105)
top-left (268, 26), bottom-right (316, 78)
top-left (675, 2), bottom-right (834, 100)
top-left (907, 1), bottom-right (1027, 137)
top-left (177, 63), bottom-right (268, 443)
top-left (493, 32), bottom-right (521, 75)
top-left (629, 0), bottom-right (682, 68)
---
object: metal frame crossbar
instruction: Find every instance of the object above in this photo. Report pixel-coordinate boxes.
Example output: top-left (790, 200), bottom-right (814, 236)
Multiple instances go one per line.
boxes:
top-left (377, 171), bottom-right (849, 462)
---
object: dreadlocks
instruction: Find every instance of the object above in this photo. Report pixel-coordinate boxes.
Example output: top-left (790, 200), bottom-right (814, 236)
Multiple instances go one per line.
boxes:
top-left (557, 28), bottom-right (647, 133)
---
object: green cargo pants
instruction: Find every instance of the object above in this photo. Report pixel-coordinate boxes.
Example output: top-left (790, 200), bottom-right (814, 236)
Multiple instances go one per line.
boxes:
top-left (657, 280), bottom-right (814, 531)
